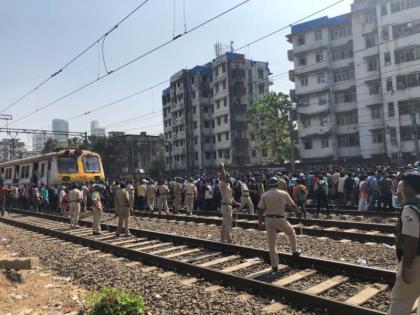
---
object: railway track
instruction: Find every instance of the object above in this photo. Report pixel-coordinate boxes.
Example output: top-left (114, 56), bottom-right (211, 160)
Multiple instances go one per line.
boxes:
top-left (103, 209), bottom-right (396, 245)
top-left (0, 210), bottom-right (396, 315)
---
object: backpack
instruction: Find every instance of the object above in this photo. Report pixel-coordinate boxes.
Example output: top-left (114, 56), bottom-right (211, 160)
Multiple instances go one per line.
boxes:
top-left (298, 185), bottom-right (307, 202)
top-left (316, 180), bottom-right (327, 197)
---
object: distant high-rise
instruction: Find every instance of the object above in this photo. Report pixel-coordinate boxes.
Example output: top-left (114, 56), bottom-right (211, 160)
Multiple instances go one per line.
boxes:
top-left (33, 131), bottom-right (49, 152)
top-left (91, 120), bottom-right (106, 137)
top-left (52, 119), bottom-right (69, 145)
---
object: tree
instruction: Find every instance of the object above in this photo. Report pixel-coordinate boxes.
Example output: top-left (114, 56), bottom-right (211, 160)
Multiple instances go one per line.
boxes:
top-left (150, 151), bottom-right (166, 177)
top-left (42, 138), bottom-right (61, 153)
top-left (67, 137), bottom-right (86, 149)
top-left (90, 136), bottom-right (107, 157)
top-left (246, 91), bottom-right (294, 162)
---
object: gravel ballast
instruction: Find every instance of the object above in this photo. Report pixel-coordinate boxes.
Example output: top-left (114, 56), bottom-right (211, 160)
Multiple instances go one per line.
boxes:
top-left (0, 222), bottom-right (327, 315)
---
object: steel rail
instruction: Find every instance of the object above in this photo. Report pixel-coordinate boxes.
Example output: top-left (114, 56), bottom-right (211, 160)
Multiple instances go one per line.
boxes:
top-left (0, 214), bottom-right (390, 315)
top-left (6, 209), bottom-right (396, 283)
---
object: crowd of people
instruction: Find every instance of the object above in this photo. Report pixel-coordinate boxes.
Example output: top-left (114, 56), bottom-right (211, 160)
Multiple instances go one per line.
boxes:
top-left (0, 161), bottom-right (419, 315)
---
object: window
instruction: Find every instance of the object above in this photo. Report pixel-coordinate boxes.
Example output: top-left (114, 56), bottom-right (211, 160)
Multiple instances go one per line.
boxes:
top-left (83, 156), bottom-right (100, 172)
top-left (384, 52), bottom-right (391, 66)
top-left (222, 80), bottom-right (226, 90)
top-left (216, 100), bottom-right (220, 109)
top-left (204, 106), bottom-right (209, 113)
top-left (258, 84), bottom-right (265, 94)
top-left (218, 150), bottom-right (223, 159)
top-left (372, 130), bottom-right (385, 143)
top-left (332, 47), bottom-right (353, 60)
top-left (316, 51), bottom-right (323, 63)
top-left (194, 136), bottom-right (198, 145)
top-left (335, 89), bottom-right (356, 104)
top-left (388, 102), bottom-right (395, 117)
top-left (314, 30), bottom-right (322, 41)
top-left (390, 127), bottom-right (397, 144)
top-left (217, 117), bottom-right (221, 126)
top-left (205, 137), bottom-right (210, 144)
top-left (367, 56), bottom-right (378, 72)
top-left (302, 119), bottom-right (311, 128)
top-left (300, 75), bottom-right (308, 86)
top-left (298, 55), bottom-right (307, 66)
top-left (193, 121), bottom-right (197, 129)
top-left (382, 27), bottom-right (390, 41)
top-left (336, 112), bottom-right (358, 125)
top-left (223, 98), bottom-right (227, 107)
top-left (370, 105), bottom-right (382, 119)
top-left (215, 84), bottom-right (219, 93)
top-left (368, 81), bottom-right (381, 95)
top-left (58, 157), bottom-right (78, 173)
top-left (5, 168), bottom-right (12, 180)
top-left (192, 91), bottom-right (196, 99)
top-left (299, 96), bottom-right (309, 106)
top-left (393, 20), bottom-right (420, 39)
top-left (258, 69), bottom-right (264, 80)
top-left (365, 33), bottom-right (377, 48)
top-left (250, 133), bottom-right (255, 141)
top-left (321, 137), bottom-right (329, 148)
top-left (318, 94), bottom-right (328, 105)
top-left (205, 152), bottom-right (211, 160)
top-left (20, 165), bottom-right (30, 179)
top-left (317, 72), bottom-right (326, 83)
top-left (217, 134), bottom-right (222, 142)
top-left (224, 115), bottom-right (228, 124)
top-left (395, 46), bottom-right (420, 64)
top-left (252, 150), bottom-right (256, 158)
top-left (333, 68), bottom-right (354, 82)
top-left (225, 132), bottom-right (229, 140)
top-left (40, 163), bottom-right (45, 177)
top-left (381, 3), bottom-right (388, 15)
top-left (221, 63), bottom-right (226, 73)
top-left (204, 121), bottom-right (209, 128)
top-left (297, 34), bottom-right (305, 46)
top-left (304, 140), bottom-right (313, 150)
top-left (397, 72), bottom-right (420, 89)
top-left (391, 0), bottom-right (420, 13)
top-left (320, 116), bottom-right (328, 126)
top-left (337, 133), bottom-right (360, 147)
top-left (364, 11), bottom-right (375, 24)
top-left (386, 78), bottom-right (393, 92)
top-left (330, 25), bottom-right (352, 40)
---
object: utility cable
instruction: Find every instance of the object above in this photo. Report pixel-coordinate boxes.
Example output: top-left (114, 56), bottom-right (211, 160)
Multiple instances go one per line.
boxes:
top-left (9, 0), bottom-right (250, 127)
top-left (0, 0), bottom-right (151, 114)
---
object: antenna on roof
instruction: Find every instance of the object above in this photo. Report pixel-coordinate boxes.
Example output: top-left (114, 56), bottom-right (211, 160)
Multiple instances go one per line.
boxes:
top-left (230, 41), bottom-right (234, 52)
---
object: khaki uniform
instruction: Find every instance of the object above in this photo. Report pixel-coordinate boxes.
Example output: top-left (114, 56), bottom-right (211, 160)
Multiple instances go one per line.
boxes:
top-left (116, 188), bottom-right (130, 236)
top-left (388, 205), bottom-right (420, 315)
top-left (173, 182), bottom-right (182, 211)
top-left (146, 184), bottom-right (157, 211)
top-left (159, 184), bottom-right (170, 214)
top-left (239, 181), bottom-right (254, 215)
top-left (219, 181), bottom-right (233, 243)
top-left (258, 188), bottom-right (297, 269)
top-left (185, 183), bottom-right (196, 215)
top-left (69, 188), bottom-right (81, 228)
top-left (127, 184), bottom-right (135, 210)
top-left (91, 191), bottom-right (103, 233)
top-left (112, 184), bottom-right (120, 215)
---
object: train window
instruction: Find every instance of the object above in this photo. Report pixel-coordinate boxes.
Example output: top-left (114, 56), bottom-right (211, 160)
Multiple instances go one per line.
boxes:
top-left (5, 168), bottom-right (12, 180)
top-left (58, 157), bottom-right (78, 173)
top-left (40, 163), bottom-right (45, 177)
top-left (83, 156), bottom-right (100, 172)
top-left (20, 165), bottom-right (30, 179)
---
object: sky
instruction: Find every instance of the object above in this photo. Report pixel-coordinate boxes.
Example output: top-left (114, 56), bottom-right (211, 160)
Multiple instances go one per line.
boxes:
top-left (0, 0), bottom-right (353, 149)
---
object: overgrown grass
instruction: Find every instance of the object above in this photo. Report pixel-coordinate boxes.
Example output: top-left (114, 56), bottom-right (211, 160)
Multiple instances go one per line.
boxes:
top-left (86, 287), bottom-right (144, 315)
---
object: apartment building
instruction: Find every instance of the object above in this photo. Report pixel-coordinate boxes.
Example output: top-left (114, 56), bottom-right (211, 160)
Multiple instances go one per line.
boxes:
top-left (162, 52), bottom-right (271, 172)
top-left (288, 0), bottom-right (420, 161)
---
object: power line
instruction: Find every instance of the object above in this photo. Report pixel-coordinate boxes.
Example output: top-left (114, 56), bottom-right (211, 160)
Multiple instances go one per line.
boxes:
top-left (8, 0), bottom-right (251, 127)
top-left (0, 0), bottom-right (152, 114)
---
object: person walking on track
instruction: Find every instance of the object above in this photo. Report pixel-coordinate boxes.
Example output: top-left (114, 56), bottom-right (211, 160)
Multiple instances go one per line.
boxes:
top-left (69, 184), bottom-right (82, 229)
top-left (116, 183), bottom-right (131, 237)
top-left (258, 176), bottom-right (302, 271)
top-left (91, 185), bottom-right (103, 235)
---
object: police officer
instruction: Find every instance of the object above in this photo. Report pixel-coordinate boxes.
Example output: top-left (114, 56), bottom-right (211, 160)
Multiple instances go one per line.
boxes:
top-left (219, 162), bottom-right (238, 243)
top-left (146, 180), bottom-right (157, 212)
top-left (159, 180), bottom-right (170, 214)
top-left (112, 181), bottom-right (120, 217)
top-left (69, 184), bottom-right (82, 229)
top-left (388, 172), bottom-right (420, 315)
top-left (238, 178), bottom-right (254, 215)
top-left (116, 183), bottom-right (131, 237)
top-left (127, 180), bottom-right (136, 210)
top-left (185, 178), bottom-right (196, 215)
top-left (91, 185), bottom-right (103, 235)
top-left (173, 178), bottom-right (182, 213)
top-left (258, 176), bottom-right (302, 271)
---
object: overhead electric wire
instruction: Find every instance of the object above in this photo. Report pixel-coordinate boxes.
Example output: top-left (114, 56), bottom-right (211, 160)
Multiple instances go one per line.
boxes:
top-left (0, 0), bottom-right (151, 114)
top-left (8, 0), bottom-right (251, 127)
top-left (43, 0), bottom-right (346, 131)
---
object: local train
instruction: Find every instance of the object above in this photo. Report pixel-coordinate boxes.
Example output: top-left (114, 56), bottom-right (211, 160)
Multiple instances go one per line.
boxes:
top-left (0, 149), bottom-right (105, 186)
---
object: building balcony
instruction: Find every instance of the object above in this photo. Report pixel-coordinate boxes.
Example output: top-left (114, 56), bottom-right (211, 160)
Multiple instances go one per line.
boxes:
top-left (292, 40), bottom-right (328, 54)
top-left (289, 70), bottom-right (295, 82)
top-left (232, 85), bottom-right (246, 96)
top-left (231, 68), bottom-right (246, 80)
top-left (294, 62), bottom-right (329, 76)
top-left (287, 49), bottom-right (294, 62)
